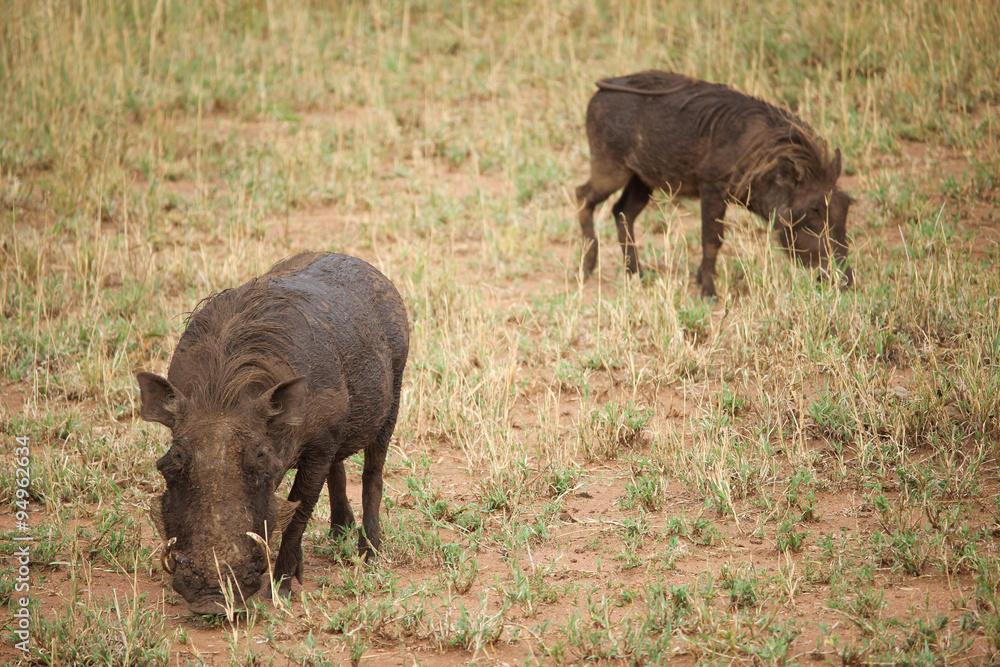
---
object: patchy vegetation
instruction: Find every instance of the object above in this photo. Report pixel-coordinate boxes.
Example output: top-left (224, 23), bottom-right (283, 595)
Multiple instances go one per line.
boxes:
top-left (2, 0), bottom-right (999, 664)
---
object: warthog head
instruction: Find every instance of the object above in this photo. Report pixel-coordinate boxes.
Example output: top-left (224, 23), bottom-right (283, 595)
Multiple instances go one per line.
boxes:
top-left (137, 372), bottom-right (304, 614)
top-left (773, 148), bottom-right (854, 288)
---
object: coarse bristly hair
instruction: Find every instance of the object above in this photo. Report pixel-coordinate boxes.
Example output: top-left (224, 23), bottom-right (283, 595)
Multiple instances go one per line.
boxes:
top-left (728, 117), bottom-right (833, 201)
top-left (173, 278), bottom-right (307, 413)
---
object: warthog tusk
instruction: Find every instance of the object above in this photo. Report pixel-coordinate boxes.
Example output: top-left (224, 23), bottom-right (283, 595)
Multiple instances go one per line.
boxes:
top-left (246, 531), bottom-right (268, 553)
top-left (161, 537), bottom-right (177, 574)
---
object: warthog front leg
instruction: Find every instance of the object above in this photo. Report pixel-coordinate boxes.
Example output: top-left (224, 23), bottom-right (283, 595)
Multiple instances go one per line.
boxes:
top-left (697, 187), bottom-right (728, 299)
top-left (272, 447), bottom-right (334, 597)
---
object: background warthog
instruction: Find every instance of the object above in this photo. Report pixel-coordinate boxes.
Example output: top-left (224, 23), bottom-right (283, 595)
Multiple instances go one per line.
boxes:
top-left (577, 70), bottom-right (853, 297)
top-left (137, 252), bottom-right (408, 614)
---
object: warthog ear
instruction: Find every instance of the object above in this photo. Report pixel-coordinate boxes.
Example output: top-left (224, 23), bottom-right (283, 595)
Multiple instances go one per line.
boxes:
top-left (136, 372), bottom-right (183, 429)
top-left (829, 148), bottom-right (842, 182)
top-left (277, 497), bottom-right (300, 534)
top-left (793, 161), bottom-right (807, 184)
top-left (260, 376), bottom-right (308, 427)
top-left (773, 159), bottom-right (806, 190)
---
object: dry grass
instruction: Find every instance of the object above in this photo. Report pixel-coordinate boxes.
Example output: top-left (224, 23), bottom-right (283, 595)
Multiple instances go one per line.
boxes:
top-left (2, 0), bottom-right (1000, 664)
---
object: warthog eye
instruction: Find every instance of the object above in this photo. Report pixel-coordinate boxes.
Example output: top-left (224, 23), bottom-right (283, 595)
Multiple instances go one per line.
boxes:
top-left (252, 448), bottom-right (276, 483)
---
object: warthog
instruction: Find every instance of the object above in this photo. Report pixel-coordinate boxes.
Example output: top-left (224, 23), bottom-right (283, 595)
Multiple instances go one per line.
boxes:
top-left (137, 252), bottom-right (408, 614)
top-left (576, 70), bottom-right (853, 297)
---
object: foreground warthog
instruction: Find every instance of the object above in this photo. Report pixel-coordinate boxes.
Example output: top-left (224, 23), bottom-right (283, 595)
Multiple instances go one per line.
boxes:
top-left (137, 252), bottom-right (408, 614)
top-left (577, 70), bottom-right (853, 297)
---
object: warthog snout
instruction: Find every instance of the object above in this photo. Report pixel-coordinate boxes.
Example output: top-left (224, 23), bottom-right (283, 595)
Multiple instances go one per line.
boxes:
top-left (167, 534), bottom-right (267, 614)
